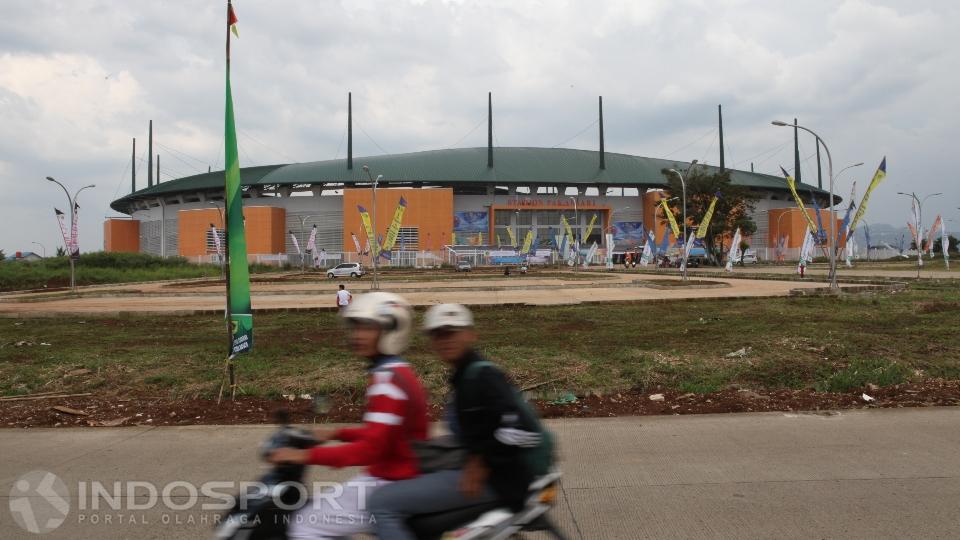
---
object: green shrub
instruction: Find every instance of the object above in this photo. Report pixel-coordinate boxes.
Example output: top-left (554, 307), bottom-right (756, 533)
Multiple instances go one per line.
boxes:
top-left (815, 358), bottom-right (910, 392)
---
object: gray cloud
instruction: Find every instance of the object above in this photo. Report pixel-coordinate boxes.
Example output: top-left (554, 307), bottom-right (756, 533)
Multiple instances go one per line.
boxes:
top-left (1, 0), bottom-right (958, 254)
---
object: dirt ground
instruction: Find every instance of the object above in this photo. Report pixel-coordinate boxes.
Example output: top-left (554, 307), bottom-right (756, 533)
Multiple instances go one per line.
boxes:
top-left (3, 379), bottom-right (957, 429)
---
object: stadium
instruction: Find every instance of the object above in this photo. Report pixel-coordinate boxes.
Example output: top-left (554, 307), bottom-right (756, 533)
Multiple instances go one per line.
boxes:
top-left (105, 104), bottom-right (837, 267)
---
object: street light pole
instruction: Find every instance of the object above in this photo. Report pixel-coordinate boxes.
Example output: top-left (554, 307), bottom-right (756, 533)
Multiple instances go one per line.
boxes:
top-left (667, 159), bottom-right (697, 281)
top-left (772, 121), bottom-right (838, 290)
top-left (362, 166), bottom-right (380, 290)
top-left (297, 215), bottom-right (316, 274)
top-left (31, 241), bottom-right (46, 258)
top-left (45, 176), bottom-right (94, 291)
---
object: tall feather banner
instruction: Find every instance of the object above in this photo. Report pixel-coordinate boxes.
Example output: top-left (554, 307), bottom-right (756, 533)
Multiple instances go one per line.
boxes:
top-left (695, 194), bottom-right (720, 239)
top-left (848, 157), bottom-right (886, 235)
top-left (54, 208), bottom-right (70, 252)
top-left (725, 228), bottom-right (742, 272)
top-left (660, 199), bottom-right (681, 238)
top-left (780, 167), bottom-right (821, 236)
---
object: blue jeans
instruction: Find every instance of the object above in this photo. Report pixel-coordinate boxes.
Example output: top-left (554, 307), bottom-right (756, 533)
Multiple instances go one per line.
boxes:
top-left (369, 469), bottom-right (497, 540)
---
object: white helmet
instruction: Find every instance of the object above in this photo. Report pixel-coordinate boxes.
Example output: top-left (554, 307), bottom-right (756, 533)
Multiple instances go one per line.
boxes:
top-left (423, 303), bottom-right (474, 332)
top-left (343, 292), bottom-right (413, 356)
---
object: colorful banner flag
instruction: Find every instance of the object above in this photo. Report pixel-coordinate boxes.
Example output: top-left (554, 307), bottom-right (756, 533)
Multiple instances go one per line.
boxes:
top-left (695, 194), bottom-right (720, 239)
top-left (810, 196), bottom-right (827, 245)
top-left (839, 182), bottom-right (857, 245)
top-left (640, 230), bottom-right (655, 266)
top-left (927, 215), bottom-right (941, 258)
top-left (381, 196), bottom-right (407, 251)
top-left (289, 231), bottom-right (301, 255)
top-left (306, 224), bottom-right (317, 255)
top-left (943, 219), bottom-right (950, 270)
top-left (358, 205), bottom-right (378, 258)
top-left (725, 227), bottom-right (742, 272)
top-left (583, 214), bottom-right (598, 242)
top-left (211, 224), bottom-right (223, 257)
top-left (659, 226), bottom-right (670, 254)
top-left (351, 232), bottom-right (362, 255)
top-left (680, 233), bottom-right (696, 272)
top-left (798, 228), bottom-right (815, 273)
top-left (561, 215), bottom-right (574, 247)
top-left (780, 167), bottom-right (821, 237)
top-left (583, 242), bottom-right (598, 268)
top-left (54, 208), bottom-right (70, 253)
top-left (660, 199), bottom-right (681, 238)
top-left (848, 157), bottom-right (886, 235)
top-left (506, 226), bottom-right (517, 248)
top-left (520, 229), bottom-right (535, 254)
top-left (224, 0), bottom-right (253, 355)
top-left (70, 202), bottom-right (80, 256)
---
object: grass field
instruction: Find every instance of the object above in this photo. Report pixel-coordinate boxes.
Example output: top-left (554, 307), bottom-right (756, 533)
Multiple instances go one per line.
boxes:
top-left (2, 280), bottom-right (958, 402)
top-left (0, 252), bottom-right (286, 292)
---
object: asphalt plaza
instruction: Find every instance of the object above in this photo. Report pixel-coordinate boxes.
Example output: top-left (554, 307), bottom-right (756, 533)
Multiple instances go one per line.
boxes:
top-left (2, 407), bottom-right (960, 539)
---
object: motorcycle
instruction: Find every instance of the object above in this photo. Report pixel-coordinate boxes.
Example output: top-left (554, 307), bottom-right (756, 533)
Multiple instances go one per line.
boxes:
top-left (214, 412), bottom-right (567, 540)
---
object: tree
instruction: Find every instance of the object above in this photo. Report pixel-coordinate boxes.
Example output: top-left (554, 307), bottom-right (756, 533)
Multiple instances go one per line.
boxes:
top-left (660, 168), bottom-right (759, 265)
top-left (55, 246), bottom-right (67, 257)
top-left (0, 249), bottom-right (5, 261)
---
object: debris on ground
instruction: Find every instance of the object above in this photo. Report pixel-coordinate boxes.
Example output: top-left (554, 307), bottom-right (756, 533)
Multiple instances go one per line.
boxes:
top-left (648, 393), bottom-right (665, 401)
top-left (548, 392), bottom-right (578, 405)
top-left (51, 405), bottom-right (89, 416)
top-left (725, 347), bottom-right (752, 358)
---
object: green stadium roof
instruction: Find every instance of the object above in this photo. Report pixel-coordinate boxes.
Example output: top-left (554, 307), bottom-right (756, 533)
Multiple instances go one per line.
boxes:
top-left (111, 147), bottom-right (830, 214)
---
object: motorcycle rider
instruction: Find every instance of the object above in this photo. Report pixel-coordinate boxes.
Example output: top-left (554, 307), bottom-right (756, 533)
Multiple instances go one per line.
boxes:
top-left (268, 292), bottom-right (428, 539)
top-left (370, 303), bottom-right (543, 540)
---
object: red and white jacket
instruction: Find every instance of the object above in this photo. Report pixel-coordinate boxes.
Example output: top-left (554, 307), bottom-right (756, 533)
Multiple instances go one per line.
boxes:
top-left (308, 357), bottom-right (428, 480)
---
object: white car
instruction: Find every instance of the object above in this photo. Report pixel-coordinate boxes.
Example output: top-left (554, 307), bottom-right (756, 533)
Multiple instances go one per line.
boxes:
top-left (740, 249), bottom-right (758, 264)
top-left (326, 263), bottom-right (364, 278)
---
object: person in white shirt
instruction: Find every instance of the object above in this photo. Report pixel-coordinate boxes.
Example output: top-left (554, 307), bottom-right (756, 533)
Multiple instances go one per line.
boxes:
top-left (336, 284), bottom-right (352, 311)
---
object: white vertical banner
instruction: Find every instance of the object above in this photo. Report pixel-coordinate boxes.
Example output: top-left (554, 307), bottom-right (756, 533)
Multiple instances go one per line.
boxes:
top-left (211, 225), bottom-right (223, 258)
top-left (943, 219), bottom-right (950, 270)
top-left (725, 228), bottom-right (742, 272)
top-left (640, 230), bottom-right (655, 266)
top-left (289, 232), bottom-right (301, 255)
top-left (70, 202), bottom-right (80, 256)
top-left (798, 229), bottom-right (815, 274)
top-left (605, 233), bottom-right (615, 269)
top-left (582, 242), bottom-right (599, 268)
top-left (680, 234), bottom-right (696, 273)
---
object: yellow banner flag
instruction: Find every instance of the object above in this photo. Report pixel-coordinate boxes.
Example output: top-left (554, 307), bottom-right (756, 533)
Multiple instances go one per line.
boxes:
top-left (506, 226), bottom-right (517, 247)
top-left (660, 199), bottom-right (681, 238)
top-left (357, 205), bottom-right (378, 257)
top-left (695, 195), bottom-right (720, 239)
top-left (849, 157), bottom-right (886, 235)
top-left (521, 229), bottom-right (535, 254)
top-left (780, 167), bottom-right (821, 236)
top-left (561, 215), bottom-right (575, 246)
top-left (381, 197), bottom-right (407, 251)
top-left (583, 215), bottom-right (598, 241)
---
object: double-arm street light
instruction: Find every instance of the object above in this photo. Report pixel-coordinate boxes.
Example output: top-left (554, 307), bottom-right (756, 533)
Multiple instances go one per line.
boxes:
top-left (897, 191), bottom-right (942, 277)
top-left (45, 176), bottom-right (95, 291)
top-left (31, 241), bottom-right (46, 258)
top-left (772, 121), bottom-right (839, 290)
top-left (666, 159), bottom-right (698, 281)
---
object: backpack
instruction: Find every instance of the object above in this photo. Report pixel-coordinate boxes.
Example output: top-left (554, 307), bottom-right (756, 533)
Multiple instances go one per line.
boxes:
top-left (465, 360), bottom-right (556, 477)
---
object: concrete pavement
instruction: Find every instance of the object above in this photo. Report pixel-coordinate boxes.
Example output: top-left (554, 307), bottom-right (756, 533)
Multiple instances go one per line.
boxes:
top-left (2, 407), bottom-right (959, 539)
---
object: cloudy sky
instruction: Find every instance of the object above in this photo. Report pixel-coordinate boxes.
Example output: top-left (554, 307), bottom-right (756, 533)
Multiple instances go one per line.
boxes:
top-left (1, 0), bottom-right (958, 254)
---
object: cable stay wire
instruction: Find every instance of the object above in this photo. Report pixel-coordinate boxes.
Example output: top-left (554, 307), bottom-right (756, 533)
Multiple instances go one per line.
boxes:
top-left (238, 128), bottom-right (299, 164)
top-left (446, 116), bottom-right (485, 149)
top-left (550, 118), bottom-right (598, 149)
top-left (354, 119), bottom-right (390, 155)
top-left (662, 127), bottom-right (716, 160)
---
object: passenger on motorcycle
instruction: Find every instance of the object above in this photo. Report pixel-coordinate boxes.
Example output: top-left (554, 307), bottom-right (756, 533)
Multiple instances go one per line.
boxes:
top-left (267, 292), bottom-right (428, 539)
top-left (370, 303), bottom-right (544, 540)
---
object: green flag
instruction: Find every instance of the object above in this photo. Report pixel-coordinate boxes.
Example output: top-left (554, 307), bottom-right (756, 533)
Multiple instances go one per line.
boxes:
top-left (225, 1), bottom-right (252, 355)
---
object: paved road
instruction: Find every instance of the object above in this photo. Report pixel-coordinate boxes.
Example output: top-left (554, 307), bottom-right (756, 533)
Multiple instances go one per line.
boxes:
top-left (0, 272), bottom-right (840, 316)
top-left (2, 408), bottom-right (959, 539)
